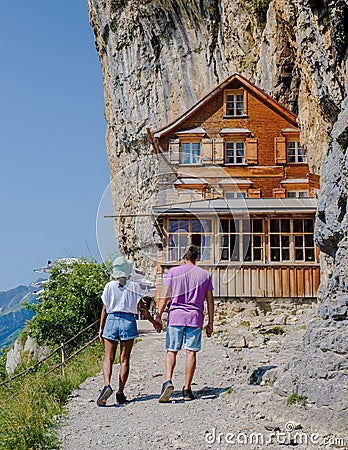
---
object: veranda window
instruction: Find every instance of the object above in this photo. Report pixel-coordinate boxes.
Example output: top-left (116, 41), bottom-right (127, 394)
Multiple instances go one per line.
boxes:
top-left (269, 218), bottom-right (315, 262)
top-left (165, 218), bottom-right (212, 262)
top-left (219, 218), bottom-right (264, 262)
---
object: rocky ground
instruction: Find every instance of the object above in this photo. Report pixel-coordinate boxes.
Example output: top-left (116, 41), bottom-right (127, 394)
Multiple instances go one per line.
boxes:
top-left (58, 301), bottom-right (348, 449)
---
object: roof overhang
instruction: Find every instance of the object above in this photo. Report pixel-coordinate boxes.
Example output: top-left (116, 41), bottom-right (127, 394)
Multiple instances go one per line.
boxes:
top-left (218, 178), bottom-right (253, 187)
top-left (175, 127), bottom-right (207, 137)
top-left (281, 179), bottom-right (309, 185)
top-left (219, 128), bottom-right (251, 135)
top-left (174, 178), bottom-right (208, 189)
top-left (153, 198), bottom-right (317, 215)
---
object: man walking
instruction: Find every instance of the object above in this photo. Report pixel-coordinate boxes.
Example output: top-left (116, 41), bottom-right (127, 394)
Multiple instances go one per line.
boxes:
top-left (155, 244), bottom-right (214, 402)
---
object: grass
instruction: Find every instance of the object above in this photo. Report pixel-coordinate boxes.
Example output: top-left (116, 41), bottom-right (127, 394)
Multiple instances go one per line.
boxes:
top-left (287, 392), bottom-right (308, 408)
top-left (0, 341), bottom-right (106, 450)
top-left (226, 387), bottom-right (233, 394)
top-left (262, 326), bottom-right (286, 336)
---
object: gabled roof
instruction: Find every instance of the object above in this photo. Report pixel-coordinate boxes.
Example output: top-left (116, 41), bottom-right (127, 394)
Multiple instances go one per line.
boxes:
top-left (153, 73), bottom-right (298, 139)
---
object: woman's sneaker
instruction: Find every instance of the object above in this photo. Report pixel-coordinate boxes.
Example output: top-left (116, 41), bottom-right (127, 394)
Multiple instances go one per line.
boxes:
top-left (96, 385), bottom-right (113, 406)
top-left (159, 380), bottom-right (174, 403)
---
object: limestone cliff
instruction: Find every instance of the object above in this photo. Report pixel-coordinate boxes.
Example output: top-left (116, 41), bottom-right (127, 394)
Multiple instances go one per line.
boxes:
top-left (88, 0), bottom-right (347, 430)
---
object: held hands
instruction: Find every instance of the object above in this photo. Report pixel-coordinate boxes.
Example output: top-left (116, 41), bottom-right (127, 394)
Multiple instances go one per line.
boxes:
top-left (154, 314), bottom-right (163, 333)
top-left (206, 322), bottom-right (213, 337)
top-left (153, 320), bottom-right (162, 333)
top-left (138, 300), bottom-right (162, 333)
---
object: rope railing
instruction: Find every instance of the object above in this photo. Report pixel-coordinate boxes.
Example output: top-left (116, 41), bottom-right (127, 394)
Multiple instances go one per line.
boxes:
top-left (0, 319), bottom-right (100, 387)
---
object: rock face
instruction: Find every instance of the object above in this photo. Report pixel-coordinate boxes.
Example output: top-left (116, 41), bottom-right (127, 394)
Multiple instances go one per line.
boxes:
top-left (88, 0), bottom-right (347, 428)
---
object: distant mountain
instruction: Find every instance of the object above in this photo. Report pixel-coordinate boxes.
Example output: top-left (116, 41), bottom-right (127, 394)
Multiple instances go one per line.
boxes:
top-left (0, 285), bottom-right (30, 311)
top-left (0, 285), bottom-right (39, 351)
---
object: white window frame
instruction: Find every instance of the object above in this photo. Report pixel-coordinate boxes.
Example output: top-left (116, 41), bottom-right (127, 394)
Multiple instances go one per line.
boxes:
top-left (226, 93), bottom-right (244, 116)
top-left (287, 141), bottom-right (307, 163)
top-left (165, 217), bottom-right (213, 262)
top-left (219, 218), bottom-right (265, 263)
top-left (286, 190), bottom-right (309, 198)
top-left (225, 191), bottom-right (247, 199)
top-left (225, 141), bottom-right (245, 164)
top-left (269, 217), bottom-right (315, 263)
top-left (180, 142), bottom-right (201, 165)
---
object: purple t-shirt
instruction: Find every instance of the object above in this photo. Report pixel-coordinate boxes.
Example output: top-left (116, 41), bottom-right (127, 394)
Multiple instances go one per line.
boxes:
top-left (165, 264), bottom-right (213, 328)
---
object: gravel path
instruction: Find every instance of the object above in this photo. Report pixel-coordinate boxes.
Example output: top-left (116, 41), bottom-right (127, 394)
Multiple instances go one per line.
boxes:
top-left (59, 315), bottom-right (346, 450)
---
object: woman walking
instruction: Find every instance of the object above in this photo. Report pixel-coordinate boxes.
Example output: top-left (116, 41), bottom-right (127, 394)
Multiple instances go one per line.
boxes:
top-left (97, 256), bottom-right (160, 406)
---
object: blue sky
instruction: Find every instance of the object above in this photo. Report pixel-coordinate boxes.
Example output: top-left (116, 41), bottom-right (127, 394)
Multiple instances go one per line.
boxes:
top-left (0, 1), bottom-right (116, 291)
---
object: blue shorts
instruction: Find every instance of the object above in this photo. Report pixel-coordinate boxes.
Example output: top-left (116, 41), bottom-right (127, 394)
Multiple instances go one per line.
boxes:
top-left (166, 326), bottom-right (202, 352)
top-left (102, 312), bottom-right (138, 341)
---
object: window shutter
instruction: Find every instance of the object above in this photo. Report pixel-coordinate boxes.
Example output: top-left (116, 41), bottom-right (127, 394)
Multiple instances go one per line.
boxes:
top-left (273, 188), bottom-right (286, 198)
top-left (247, 188), bottom-right (261, 198)
top-left (169, 139), bottom-right (180, 164)
top-left (214, 139), bottom-right (224, 163)
top-left (275, 137), bottom-right (286, 164)
top-left (201, 139), bottom-right (213, 164)
top-left (245, 138), bottom-right (258, 164)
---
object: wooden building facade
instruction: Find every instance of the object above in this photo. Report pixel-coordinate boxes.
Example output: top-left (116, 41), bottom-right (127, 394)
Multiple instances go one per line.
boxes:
top-left (149, 74), bottom-right (320, 299)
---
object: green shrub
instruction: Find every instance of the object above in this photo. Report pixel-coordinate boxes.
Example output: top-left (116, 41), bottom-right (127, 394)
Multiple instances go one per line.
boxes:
top-left (287, 391), bottom-right (308, 408)
top-left (28, 259), bottom-right (109, 350)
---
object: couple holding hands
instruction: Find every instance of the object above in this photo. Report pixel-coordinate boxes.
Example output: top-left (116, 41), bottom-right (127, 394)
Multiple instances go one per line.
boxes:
top-left (97, 245), bottom-right (214, 406)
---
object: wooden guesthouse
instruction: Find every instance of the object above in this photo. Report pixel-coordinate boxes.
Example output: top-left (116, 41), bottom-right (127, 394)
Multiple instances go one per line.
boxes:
top-left (149, 74), bottom-right (320, 300)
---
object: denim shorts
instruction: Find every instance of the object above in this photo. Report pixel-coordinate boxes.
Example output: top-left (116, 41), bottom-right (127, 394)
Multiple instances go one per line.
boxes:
top-left (166, 325), bottom-right (202, 352)
top-left (102, 312), bottom-right (139, 341)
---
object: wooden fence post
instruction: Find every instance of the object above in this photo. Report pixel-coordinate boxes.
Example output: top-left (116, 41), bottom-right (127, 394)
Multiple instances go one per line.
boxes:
top-left (60, 343), bottom-right (65, 377)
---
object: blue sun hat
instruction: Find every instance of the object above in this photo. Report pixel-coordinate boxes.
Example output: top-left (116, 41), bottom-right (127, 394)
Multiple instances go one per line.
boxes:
top-left (111, 256), bottom-right (134, 279)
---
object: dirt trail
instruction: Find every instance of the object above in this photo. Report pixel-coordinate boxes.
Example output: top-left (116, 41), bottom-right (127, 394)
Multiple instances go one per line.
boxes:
top-left (59, 318), bottom-right (343, 450)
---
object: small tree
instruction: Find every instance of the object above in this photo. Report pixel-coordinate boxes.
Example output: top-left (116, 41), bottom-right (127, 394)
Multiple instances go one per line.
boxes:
top-left (29, 259), bottom-right (109, 349)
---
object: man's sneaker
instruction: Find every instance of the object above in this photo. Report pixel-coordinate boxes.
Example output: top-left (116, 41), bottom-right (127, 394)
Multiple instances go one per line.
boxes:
top-left (96, 385), bottom-right (113, 406)
top-left (182, 386), bottom-right (195, 401)
top-left (159, 380), bottom-right (174, 403)
top-left (116, 392), bottom-right (127, 404)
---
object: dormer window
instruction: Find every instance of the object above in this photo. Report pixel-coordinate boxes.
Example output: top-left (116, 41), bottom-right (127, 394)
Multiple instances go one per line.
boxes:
top-left (181, 142), bottom-right (201, 164)
top-left (287, 141), bottom-right (307, 163)
top-left (224, 89), bottom-right (247, 117)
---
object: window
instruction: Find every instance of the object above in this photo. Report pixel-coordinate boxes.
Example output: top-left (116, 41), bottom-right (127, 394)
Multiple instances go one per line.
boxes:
top-left (287, 141), bottom-right (306, 163)
top-left (225, 191), bottom-right (246, 199)
top-left (269, 219), bottom-right (291, 261)
top-left (180, 142), bottom-right (200, 164)
top-left (225, 142), bottom-right (245, 164)
top-left (269, 218), bottom-right (315, 262)
top-left (219, 218), bottom-right (264, 262)
top-left (165, 218), bottom-right (212, 262)
top-left (226, 94), bottom-right (244, 116)
top-left (287, 191), bottom-right (309, 198)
